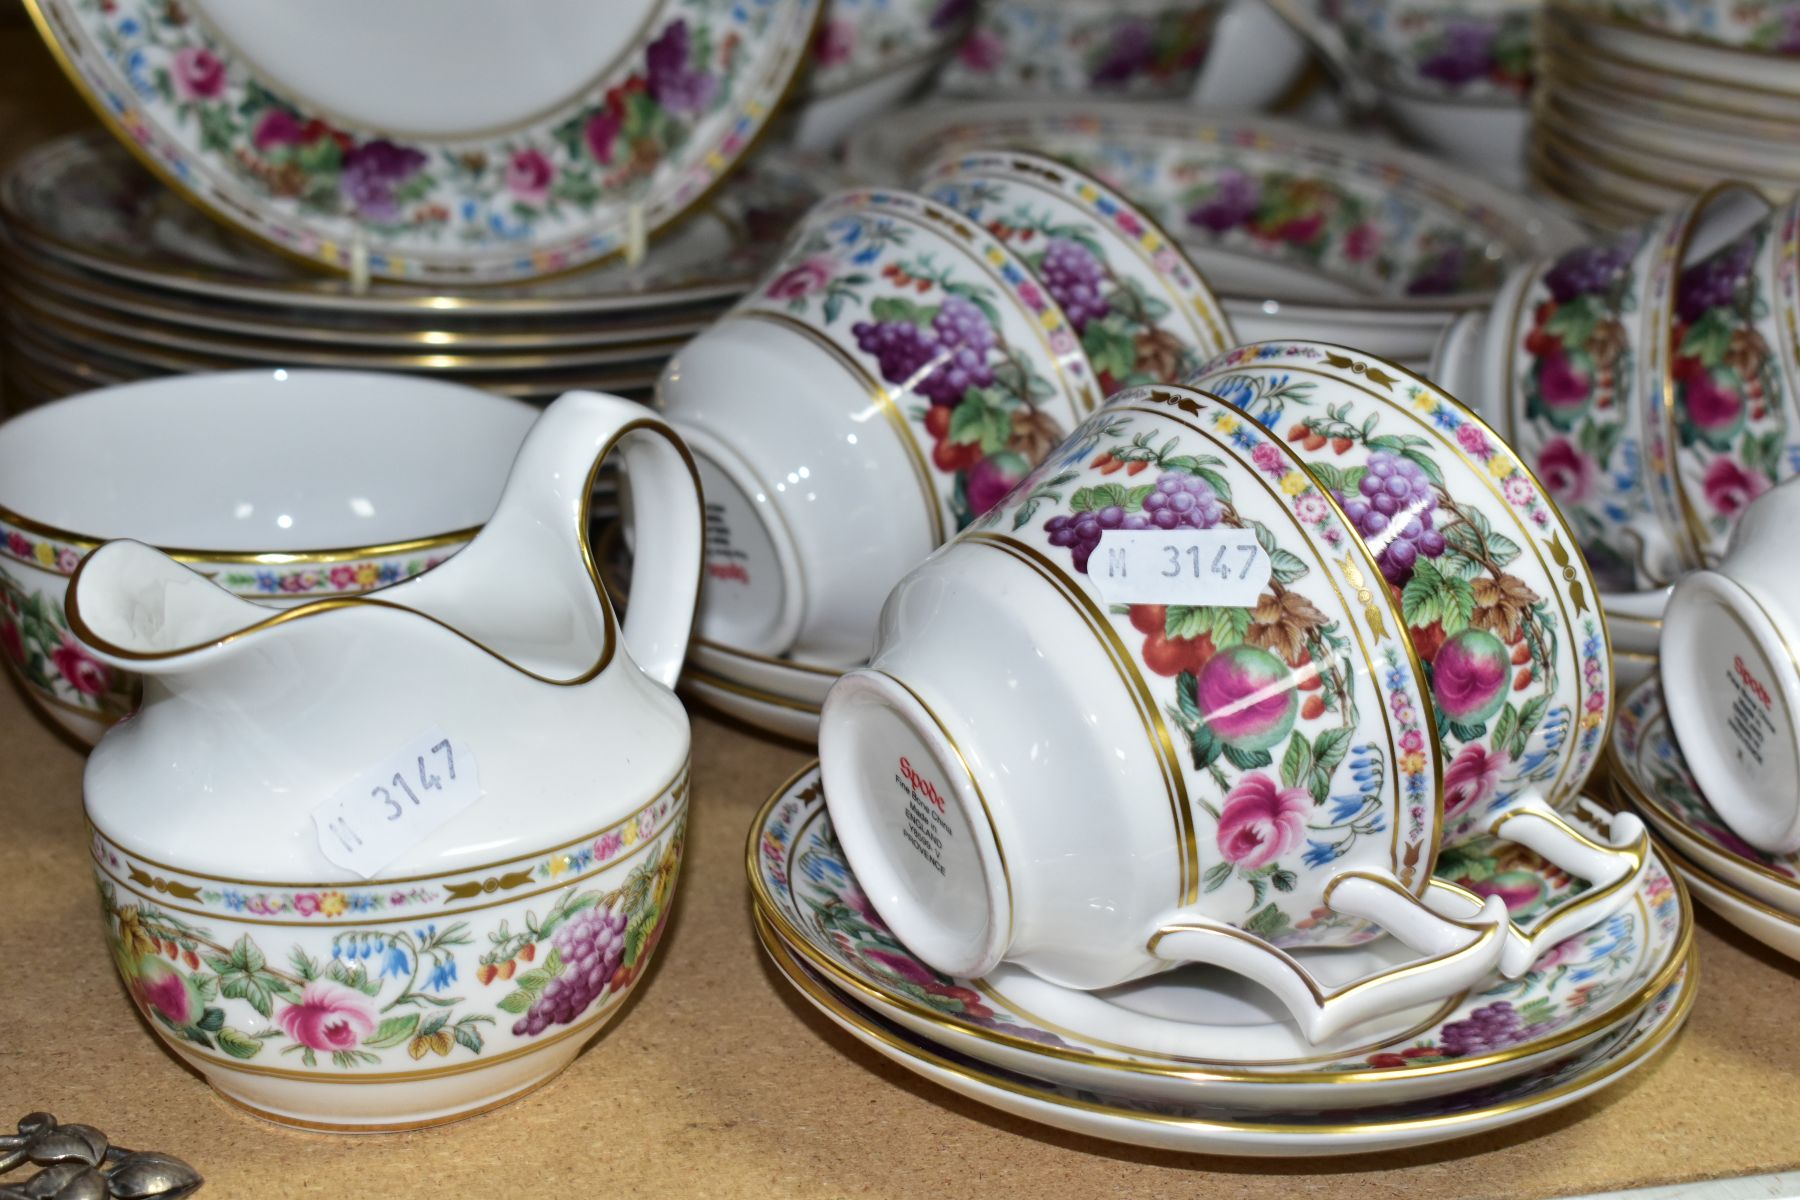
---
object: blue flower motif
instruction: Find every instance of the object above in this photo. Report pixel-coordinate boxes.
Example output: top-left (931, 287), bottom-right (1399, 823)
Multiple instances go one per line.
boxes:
top-left (118, 17), bottom-right (141, 36)
top-left (380, 944), bottom-right (411, 979)
top-left (1328, 793), bottom-right (1369, 824)
top-left (1257, 344), bottom-right (1286, 359)
top-left (427, 958), bottom-right (459, 992)
top-left (1303, 840), bottom-right (1341, 868)
top-left (378, 562), bottom-right (402, 583)
top-left (852, 244), bottom-right (880, 265)
top-left (1230, 429), bottom-right (1258, 451)
top-left (254, 570), bottom-right (280, 592)
top-left (221, 891), bottom-right (247, 912)
top-left (1431, 405), bottom-right (1461, 431)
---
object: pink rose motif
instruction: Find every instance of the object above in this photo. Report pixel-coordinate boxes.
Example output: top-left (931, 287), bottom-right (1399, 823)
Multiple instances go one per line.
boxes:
top-left (1536, 437), bottom-right (1594, 506)
top-left (815, 17), bottom-right (856, 65)
top-left (252, 109), bottom-right (305, 151)
top-left (505, 148), bottom-right (555, 204)
top-left (594, 830), bottom-right (625, 860)
top-left (1455, 423), bottom-right (1491, 457)
top-left (957, 28), bottom-right (1005, 70)
top-left (1585, 690), bottom-right (1605, 712)
top-left (1444, 743), bottom-right (1506, 819)
top-left (1117, 212), bottom-right (1145, 237)
top-left (1703, 457), bottom-right (1766, 516)
top-left (1400, 728), bottom-right (1425, 754)
top-left (293, 893), bottom-right (321, 917)
top-left (863, 946), bottom-right (937, 987)
top-left (1345, 222), bottom-right (1381, 261)
top-left (132, 958), bottom-right (196, 1026)
top-left (1295, 493), bottom-right (1328, 523)
top-left (1251, 442), bottom-right (1286, 477)
top-left (51, 635), bottom-right (110, 697)
top-left (1216, 773), bottom-right (1309, 869)
top-left (6, 532), bottom-right (29, 558)
top-left (0, 616), bottom-right (22, 666)
top-left (172, 47), bottom-right (226, 100)
top-left (764, 253), bottom-right (837, 300)
top-left (329, 565), bottom-right (358, 590)
top-left (57, 546), bottom-right (81, 573)
top-left (276, 982), bottom-right (377, 1052)
top-left (1682, 368), bottom-right (1744, 438)
top-left (1537, 347), bottom-right (1593, 411)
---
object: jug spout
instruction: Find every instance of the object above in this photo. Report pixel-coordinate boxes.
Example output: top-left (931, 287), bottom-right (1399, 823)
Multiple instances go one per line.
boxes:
top-left (66, 540), bottom-right (281, 674)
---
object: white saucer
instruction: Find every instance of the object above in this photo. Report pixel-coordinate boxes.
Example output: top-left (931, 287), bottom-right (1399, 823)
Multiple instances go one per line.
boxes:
top-left (758, 909), bottom-right (1696, 1157)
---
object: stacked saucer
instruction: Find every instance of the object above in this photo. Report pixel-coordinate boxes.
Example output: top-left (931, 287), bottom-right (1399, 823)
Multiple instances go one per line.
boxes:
top-left (1531, 0), bottom-right (1800, 226)
top-left (1611, 677), bottom-right (1800, 962)
top-left (0, 133), bottom-right (831, 409)
top-left (751, 764), bottom-right (1696, 1155)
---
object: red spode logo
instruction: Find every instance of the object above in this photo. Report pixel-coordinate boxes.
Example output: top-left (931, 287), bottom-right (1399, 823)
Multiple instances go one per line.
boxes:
top-left (899, 756), bottom-right (946, 812)
top-left (707, 563), bottom-right (750, 585)
top-left (1736, 656), bottom-right (1773, 707)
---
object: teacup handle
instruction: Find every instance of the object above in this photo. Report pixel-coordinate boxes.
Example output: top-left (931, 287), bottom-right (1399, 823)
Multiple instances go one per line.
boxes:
top-left (1473, 798), bottom-right (1651, 978)
top-left (1146, 874), bottom-right (1510, 1043)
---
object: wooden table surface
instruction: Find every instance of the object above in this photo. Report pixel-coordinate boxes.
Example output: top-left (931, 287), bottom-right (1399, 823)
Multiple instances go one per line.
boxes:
top-left (2, 19), bottom-right (1800, 1199)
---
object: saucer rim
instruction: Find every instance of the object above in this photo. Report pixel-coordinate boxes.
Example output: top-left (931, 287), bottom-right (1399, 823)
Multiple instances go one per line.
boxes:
top-left (756, 905), bottom-right (1699, 1141)
top-left (749, 761), bottom-right (1696, 1087)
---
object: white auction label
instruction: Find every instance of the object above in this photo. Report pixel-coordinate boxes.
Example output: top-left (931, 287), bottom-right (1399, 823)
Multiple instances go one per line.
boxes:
top-left (1089, 529), bottom-right (1272, 607)
top-left (312, 730), bottom-right (483, 879)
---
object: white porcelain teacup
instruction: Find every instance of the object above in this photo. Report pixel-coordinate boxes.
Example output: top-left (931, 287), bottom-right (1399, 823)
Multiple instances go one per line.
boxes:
top-left (819, 383), bottom-right (1516, 1042)
top-left (1662, 477), bottom-right (1800, 853)
top-left (657, 187), bottom-right (1101, 666)
top-left (0, 370), bottom-right (537, 745)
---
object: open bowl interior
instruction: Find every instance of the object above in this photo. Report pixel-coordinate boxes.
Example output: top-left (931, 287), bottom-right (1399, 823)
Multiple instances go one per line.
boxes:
top-left (844, 100), bottom-right (1582, 309)
top-left (0, 370), bottom-right (539, 552)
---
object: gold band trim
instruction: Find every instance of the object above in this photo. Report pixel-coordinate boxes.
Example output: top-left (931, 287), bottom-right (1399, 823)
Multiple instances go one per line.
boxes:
top-left (211, 1058), bottom-right (572, 1130)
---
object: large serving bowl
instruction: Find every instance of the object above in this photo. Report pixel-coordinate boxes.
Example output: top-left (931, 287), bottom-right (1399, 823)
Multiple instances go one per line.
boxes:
top-left (846, 101), bottom-right (1582, 368)
top-left (0, 370), bottom-right (537, 744)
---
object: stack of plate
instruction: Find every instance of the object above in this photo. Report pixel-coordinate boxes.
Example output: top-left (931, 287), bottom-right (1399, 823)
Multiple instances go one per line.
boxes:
top-left (1612, 676), bottom-right (1800, 962)
top-left (750, 765), bottom-right (1697, 1156)
top-left (0, 133), bottom-right (830, 410)
top-left (1532, 0), bottom-right (1800, 227)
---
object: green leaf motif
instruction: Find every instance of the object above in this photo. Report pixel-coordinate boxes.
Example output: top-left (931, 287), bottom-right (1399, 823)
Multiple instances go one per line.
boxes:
top-left (1280, 732), bottom-right (1313, 790)
top-left (364, 1014), bottom-right (420, 1050)
top-left (1202, 862), bottom-right (1233, 893)
top-left (1223, 745), bottom-right (1274, 771)
top-left (1082, 321), bottom-right (1138, 380)
top-left (1268, 547), bottom-right (1310, 585)
top-left (495, 991), bottom-right (534, 1015)
top-left (1244, 903), bottom-right (1292, 940)
top-left (869, 296), bottom-right (933, 327)
top-left (216, 1027), bottom-right (263, 1060)
top-left (196, 1007), bottom-right (226, 1034)
top-left (219, 974), bottom-right (275, 1020)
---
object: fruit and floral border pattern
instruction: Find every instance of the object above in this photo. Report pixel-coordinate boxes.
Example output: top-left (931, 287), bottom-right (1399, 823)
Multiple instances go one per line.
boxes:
top-left (744, 189), bottom-right (1095, 533)
top-left (757, 776), bottom-right (1073, 1046)
top-left (1615, 680), bottom-right (1800, 878)
top-left (1584, 0), bottom-right (1800, 52)
top-left (889, 115), bottom-right (1556, 300)
top-left (98, 820), bottom-right (684, 1074)
top-left (973, 389), bottom-right (1435, 942)
top-left (89, 768), bottom-right (689, 924)
top-left (48, 0), bottom-right (821, 280)
top-left (761, 770), bottom-right (1684, 1075)
top-left (927, 154), bottom-right (1232, 356)
top-left (1326, 854), bottom-right (1680, 1071)
top-left (1668, 221), bottom-right (1792, 556)
top-left (1329, 0), bottom-right (1535, 101)
top-left (938, 1), bottom-right (1222, 98)
top-left (1195, 343), bottom-right (1610, 820)
top-left (806, 0), bottom-right (972, 96)
top-left (0, 512), bottom-right (459, 595)
top-left (1643, 207), bottom-right (1704, 568)
top-left (1, 565), bottom-right (137, 719)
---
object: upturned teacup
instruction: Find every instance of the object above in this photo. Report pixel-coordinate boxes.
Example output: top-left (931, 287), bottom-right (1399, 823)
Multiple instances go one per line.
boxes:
top-left (657, 187), bottom-right (1101, 666)
top-left (0, 370), bottom-right (536, 745)
top-left (819, 383), bottom-right (1516, 1042)
top-left (1187, 341), bottom-right (1646, 970)
top-left (1662, 477), bottom-right (1800, 853)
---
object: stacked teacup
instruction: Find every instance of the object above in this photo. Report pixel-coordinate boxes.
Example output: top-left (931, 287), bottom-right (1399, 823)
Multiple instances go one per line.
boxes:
top-left (655, 152), bottom-right (1236, 738)
top-left (1433, 182), bottom-right (1798, 689)
top-left (747, 348), bottom-right (1694, 1155)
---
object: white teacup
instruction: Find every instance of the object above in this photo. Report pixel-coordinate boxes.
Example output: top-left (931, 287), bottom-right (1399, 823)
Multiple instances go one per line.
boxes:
top-left (658, 187), bottom-right (1100, 666)
top-left (1662, 477), bottom-right (1800, 853)
top-left (819, 384), bottom-right (1512, 1042)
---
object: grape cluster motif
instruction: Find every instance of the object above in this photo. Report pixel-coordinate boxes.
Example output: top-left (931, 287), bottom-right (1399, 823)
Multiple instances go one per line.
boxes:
top-left (1676, 235), bottom-right (1756, 325)
top-left (1044, 471), bottom-right (1222, 573)
top-left (510, 907), bottom-right (627, 1037)
top-left (1337, 451), bottom-right (1445, 584)
top-left (1542, 243), bottom-right (1632, 304)
top-left (1039, 238), bottom-right (1111, 331)
top-left (852, 294), bottom-right (997, 406)
top-left (1436, 1000), bottom-right (1527, 1056)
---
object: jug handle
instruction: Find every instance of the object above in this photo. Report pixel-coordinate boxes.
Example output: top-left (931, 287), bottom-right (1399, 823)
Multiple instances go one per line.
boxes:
top-left (597, 407), bottom-right (705, 690)
top-left (1147, 874), bottom-right (1510, 1043)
